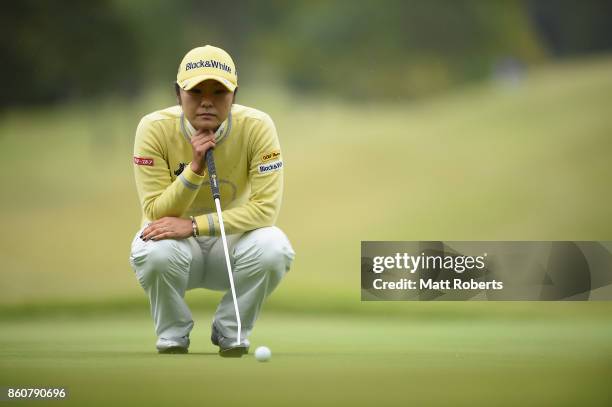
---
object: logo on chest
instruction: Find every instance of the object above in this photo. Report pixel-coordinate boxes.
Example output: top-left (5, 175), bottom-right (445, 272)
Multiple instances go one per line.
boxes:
top-left (174, 162), bottom-right (188, 176)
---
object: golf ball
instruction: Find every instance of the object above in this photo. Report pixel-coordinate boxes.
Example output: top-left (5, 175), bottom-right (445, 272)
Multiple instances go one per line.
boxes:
top-left (254, 346), bottom-right (271, 362)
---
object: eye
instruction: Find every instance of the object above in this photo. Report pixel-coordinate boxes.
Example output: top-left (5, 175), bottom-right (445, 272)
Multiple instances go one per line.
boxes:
top-left (214, 88), bottom-right (228, 95)
top-left (189, 88), bottom-right (201, 94)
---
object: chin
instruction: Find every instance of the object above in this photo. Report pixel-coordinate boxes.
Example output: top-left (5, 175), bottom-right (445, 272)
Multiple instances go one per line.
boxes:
top-left (195, 119), bottom-right (220, 131)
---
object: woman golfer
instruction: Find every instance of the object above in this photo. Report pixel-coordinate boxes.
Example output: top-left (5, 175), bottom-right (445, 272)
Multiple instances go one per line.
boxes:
top-left (129, 45), bottom-right (294, 357)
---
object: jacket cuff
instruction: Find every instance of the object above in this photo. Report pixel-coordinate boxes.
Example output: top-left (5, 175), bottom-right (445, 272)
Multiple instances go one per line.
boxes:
top-left (178, 164), bottom-right (206, 190)
top-left (195, 213), bottom-right (218, 237)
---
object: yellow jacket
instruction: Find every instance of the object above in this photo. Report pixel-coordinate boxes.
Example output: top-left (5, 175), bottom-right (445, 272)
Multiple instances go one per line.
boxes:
top-left (133, 104), bottom-right (284, 236)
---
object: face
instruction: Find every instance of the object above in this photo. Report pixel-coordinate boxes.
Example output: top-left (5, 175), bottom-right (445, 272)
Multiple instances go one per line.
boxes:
top-left (178, 79), bottom-right (234, 131)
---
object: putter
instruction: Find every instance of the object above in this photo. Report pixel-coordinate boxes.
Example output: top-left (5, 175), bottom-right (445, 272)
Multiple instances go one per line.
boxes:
top-left (205, 149), bottom-right (242, 347)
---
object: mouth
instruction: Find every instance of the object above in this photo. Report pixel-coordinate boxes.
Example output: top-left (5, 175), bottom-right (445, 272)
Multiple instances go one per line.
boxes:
top-left (197, 113), bottom-right (216, 118)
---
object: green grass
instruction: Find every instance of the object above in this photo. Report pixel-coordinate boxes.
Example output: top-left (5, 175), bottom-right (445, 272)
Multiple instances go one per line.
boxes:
top-left (1, 311), bottom-right (611, 406)
top-left (1, 56), bottom-right (612, 308)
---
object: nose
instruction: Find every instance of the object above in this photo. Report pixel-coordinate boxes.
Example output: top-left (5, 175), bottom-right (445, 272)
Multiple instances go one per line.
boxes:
top-left (200, 93), bottom-right (213, 107)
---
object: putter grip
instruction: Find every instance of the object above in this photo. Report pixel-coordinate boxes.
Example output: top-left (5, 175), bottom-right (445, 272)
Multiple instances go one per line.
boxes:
top-left (204, 149), bottom-right (221, 200)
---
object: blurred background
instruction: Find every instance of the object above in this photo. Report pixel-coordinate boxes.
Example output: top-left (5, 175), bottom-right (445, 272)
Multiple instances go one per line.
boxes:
top-left (0, 0), bottom-right (611, 314)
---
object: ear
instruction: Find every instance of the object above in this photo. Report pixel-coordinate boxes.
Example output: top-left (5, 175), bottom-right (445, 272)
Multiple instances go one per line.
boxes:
top-left (175, 83), bottom-right (182, 105)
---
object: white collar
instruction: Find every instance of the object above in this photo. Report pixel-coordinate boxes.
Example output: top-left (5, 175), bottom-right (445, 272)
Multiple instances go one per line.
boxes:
top-left (184, 117), bottom-right (198, 138)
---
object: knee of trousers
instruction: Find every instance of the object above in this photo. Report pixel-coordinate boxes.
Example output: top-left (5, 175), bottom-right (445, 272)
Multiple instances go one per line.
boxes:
top-left (234, 226), bottom-right (295, 279)
top-left (130, 238), bottom-right (192, 288)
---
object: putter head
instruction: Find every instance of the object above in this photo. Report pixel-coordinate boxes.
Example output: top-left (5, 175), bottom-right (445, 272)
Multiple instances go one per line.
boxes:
top-left (219, 346), bottom-right (249, 358)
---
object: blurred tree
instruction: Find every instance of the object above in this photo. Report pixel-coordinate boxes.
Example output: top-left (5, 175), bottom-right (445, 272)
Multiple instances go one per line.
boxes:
top-left (3, 0), bottom-right (612, 107)
top-left (527, 0), bottom-right (612, 56)
top-left (0, 0), bottom-right (142, 108)
top-left (255, 0), bottom-right (544, 99)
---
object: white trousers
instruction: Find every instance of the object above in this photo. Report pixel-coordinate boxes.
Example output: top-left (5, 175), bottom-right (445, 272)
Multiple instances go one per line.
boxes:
top-left (129, 225), bottom-right (295, 343)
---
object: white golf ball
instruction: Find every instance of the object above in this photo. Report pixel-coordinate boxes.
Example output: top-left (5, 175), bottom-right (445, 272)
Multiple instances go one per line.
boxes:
top-left (254, 346), bottom-right (271, 362)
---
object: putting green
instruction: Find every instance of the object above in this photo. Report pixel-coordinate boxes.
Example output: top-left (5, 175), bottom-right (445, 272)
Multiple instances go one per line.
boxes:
top-left (1, 310), bottom-right (611, 406)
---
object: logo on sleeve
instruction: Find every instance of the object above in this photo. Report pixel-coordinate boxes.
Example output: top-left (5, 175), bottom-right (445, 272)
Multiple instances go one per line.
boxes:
top-left (258, 160), bottom-right (283, 174)
top-left (134, 156), bottom-right (154, 166)
top-left (261, 150), bottom-right (281, 162)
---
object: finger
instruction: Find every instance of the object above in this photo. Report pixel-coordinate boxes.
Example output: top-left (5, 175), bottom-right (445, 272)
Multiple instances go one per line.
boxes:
top-left (150, 231), bottom-right (177, 241)
top-left (143, 223), bottom-right (160, 235)
top-left (192, 135), bottom-right (216, 145)
top-left (141, 226), bottom-right (153, 239)
top-left (142, 229), bottom-right (156, 241)
top-left (144, 228), bottom-right (171, 241)
top-left (192, 142), bottom-right (215, 153)
top-left (192, 142), bottom-right (216, 155)
top-left (141, 223), bottom-right (166, 240)
top-left (195, 143), bottom-right (216, 153)
top-left (142, 216), bottom-right (179, 239)
top-left (192, 138), bottom-right (216, 148)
